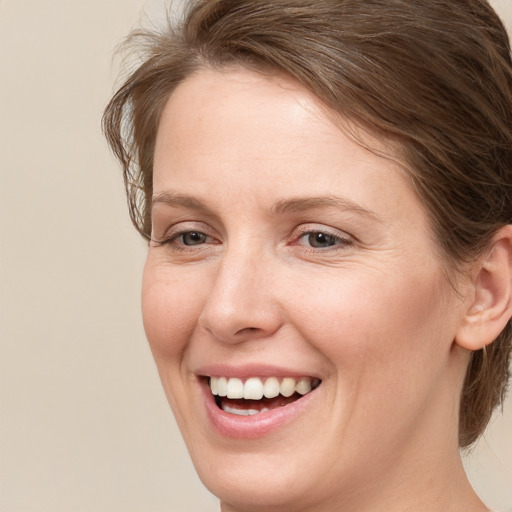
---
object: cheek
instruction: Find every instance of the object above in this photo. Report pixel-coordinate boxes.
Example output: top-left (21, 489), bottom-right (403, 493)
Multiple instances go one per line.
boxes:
top-left (141, 259), bottom-right (205, 362)
top-left (291, 267), bottom-right (455, 384)
top-left (287, 268), bottom-right (460, 455)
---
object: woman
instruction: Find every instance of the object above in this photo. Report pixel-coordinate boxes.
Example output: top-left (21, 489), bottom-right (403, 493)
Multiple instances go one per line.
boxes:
top-left (103, 1), bottom-right (512, 510)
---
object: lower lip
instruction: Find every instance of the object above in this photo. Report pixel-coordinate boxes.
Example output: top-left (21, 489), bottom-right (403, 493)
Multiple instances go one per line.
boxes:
top-left (200, 380), bottom-right (318, 439)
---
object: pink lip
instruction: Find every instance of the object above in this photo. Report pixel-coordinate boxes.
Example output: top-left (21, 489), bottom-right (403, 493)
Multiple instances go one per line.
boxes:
top-left (198, 376), bottom-right (319, 439)
top-left (195, 363), bottom-right (321, 380)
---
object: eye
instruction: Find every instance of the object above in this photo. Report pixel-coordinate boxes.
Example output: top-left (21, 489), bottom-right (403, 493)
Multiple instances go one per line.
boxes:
top-left (151, 226), bottom-right (218, 250)
top-left (292, 227), bottom-right (353, 251)
top-left (300, 232), bottom-right (340, 248)
top-left (178, 231), bottom-right (209, 246)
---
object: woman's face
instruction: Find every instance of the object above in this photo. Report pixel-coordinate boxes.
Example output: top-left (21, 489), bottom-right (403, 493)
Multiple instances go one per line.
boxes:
top-left (144, 68), bottom-right (468, 511)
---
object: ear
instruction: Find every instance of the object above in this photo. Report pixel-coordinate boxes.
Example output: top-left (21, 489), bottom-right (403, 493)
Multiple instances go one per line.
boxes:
top-left (455, 225), bottom-right (512, 351)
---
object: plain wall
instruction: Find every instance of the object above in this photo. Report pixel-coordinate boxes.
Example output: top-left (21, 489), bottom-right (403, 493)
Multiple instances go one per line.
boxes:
top-left (0, 1), bottom-right (511, 511)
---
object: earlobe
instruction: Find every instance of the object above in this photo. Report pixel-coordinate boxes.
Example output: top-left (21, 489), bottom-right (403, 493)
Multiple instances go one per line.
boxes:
top-left (455, 225), bottom-right (512, 351)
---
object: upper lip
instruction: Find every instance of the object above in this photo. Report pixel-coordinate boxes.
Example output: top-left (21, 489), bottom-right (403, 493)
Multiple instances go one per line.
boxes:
top-left (194, 363), bottom-right (322, 380)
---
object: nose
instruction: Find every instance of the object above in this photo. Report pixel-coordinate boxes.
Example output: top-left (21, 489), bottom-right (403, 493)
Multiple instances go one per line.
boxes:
top-left (198, 246), bottom-right (282, 344)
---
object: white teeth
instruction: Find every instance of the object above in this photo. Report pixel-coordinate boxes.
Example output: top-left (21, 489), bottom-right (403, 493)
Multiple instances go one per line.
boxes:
top-left (222, 405), bottom-right (261, 416)
top-left (210, 377), bottom-right (218, 395)
top-left (263, 377), bottom-right (280, 398)
top-left (295, 377), bottom-right (312, 395)
top-left (280, 377), bottom-right (296, 397)
top-left (226, 378), bottom-right (244, 399)
top-left (217, 377), bottom-right (228, 397)
top-left (209, 376), bottom-right (320, 400)
top-left (243, 377), bottom-right (264, 400)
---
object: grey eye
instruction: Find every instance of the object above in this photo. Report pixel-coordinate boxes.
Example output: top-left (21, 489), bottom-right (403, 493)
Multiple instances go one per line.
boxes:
top-left (181, 231), bottom-right (208, 245)
top-left (306, 232), bottom-right (338, 248)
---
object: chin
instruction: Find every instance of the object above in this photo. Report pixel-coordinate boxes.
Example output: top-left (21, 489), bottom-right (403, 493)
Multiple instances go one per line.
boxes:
top-left (193, 454), bottom-right (322, 512)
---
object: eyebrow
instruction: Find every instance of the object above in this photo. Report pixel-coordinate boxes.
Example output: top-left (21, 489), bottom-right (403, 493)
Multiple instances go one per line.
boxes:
top-left (151, 191), bottom-right (380, 221)
top-left (272, 196), bottom-right (381, 221)
top-left (151, 192), bottom-right (217, 216)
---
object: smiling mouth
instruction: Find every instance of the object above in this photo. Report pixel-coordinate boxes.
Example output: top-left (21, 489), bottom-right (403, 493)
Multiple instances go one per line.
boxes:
top-left (208, 376), bottom-right (321, 416)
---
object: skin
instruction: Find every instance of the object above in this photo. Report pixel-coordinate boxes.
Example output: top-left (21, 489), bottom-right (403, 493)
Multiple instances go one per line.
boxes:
top-left (143, 68), bottom-right (492, 512)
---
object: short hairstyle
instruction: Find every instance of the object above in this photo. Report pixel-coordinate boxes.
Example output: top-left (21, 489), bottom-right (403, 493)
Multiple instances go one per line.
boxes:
top-left (103, 0), bottom-right (512, 448)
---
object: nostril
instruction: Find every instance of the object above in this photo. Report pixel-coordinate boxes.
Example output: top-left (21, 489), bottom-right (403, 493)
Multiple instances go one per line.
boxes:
top-left (236, 327), bottom-right (259, 335)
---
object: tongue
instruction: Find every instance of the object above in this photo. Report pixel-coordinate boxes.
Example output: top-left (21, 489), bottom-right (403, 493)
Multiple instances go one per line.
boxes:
top-left (218, 393), bottom-right (301, 412)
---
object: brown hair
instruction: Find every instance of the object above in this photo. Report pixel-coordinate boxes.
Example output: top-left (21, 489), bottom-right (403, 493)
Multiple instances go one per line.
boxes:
top-left (103, 0), bottom-right (512, 448)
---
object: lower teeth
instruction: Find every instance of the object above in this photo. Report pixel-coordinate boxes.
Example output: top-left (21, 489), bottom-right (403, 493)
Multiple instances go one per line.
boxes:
top-left (217, 394), bottom-right (303, 416)
top-left (222, 405), bottom-right (270, 416)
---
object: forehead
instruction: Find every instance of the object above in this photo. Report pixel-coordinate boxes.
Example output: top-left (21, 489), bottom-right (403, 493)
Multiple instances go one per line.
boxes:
top-left (153, 67), bottom-right (420, 222)
top-left (155, 67), bottom-right (339, 163)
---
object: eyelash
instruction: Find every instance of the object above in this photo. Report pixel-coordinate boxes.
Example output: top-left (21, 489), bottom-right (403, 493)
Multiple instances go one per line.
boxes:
top-left (291, 227), bottom-right (353, 252)
top-left (293, 229), bottom-right (352, 252)
top-left (152, 226), bottom-right (352, 253)
top-left (152, 230), bottom-right (217, 251)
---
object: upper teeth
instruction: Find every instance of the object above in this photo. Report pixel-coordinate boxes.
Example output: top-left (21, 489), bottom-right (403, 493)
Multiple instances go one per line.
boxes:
top-left (209, 376), bottom-right (318, 400)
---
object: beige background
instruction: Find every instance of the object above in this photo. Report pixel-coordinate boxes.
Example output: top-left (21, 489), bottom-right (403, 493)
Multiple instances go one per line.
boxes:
top-left (0, 1), bottom-right (511, 511)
